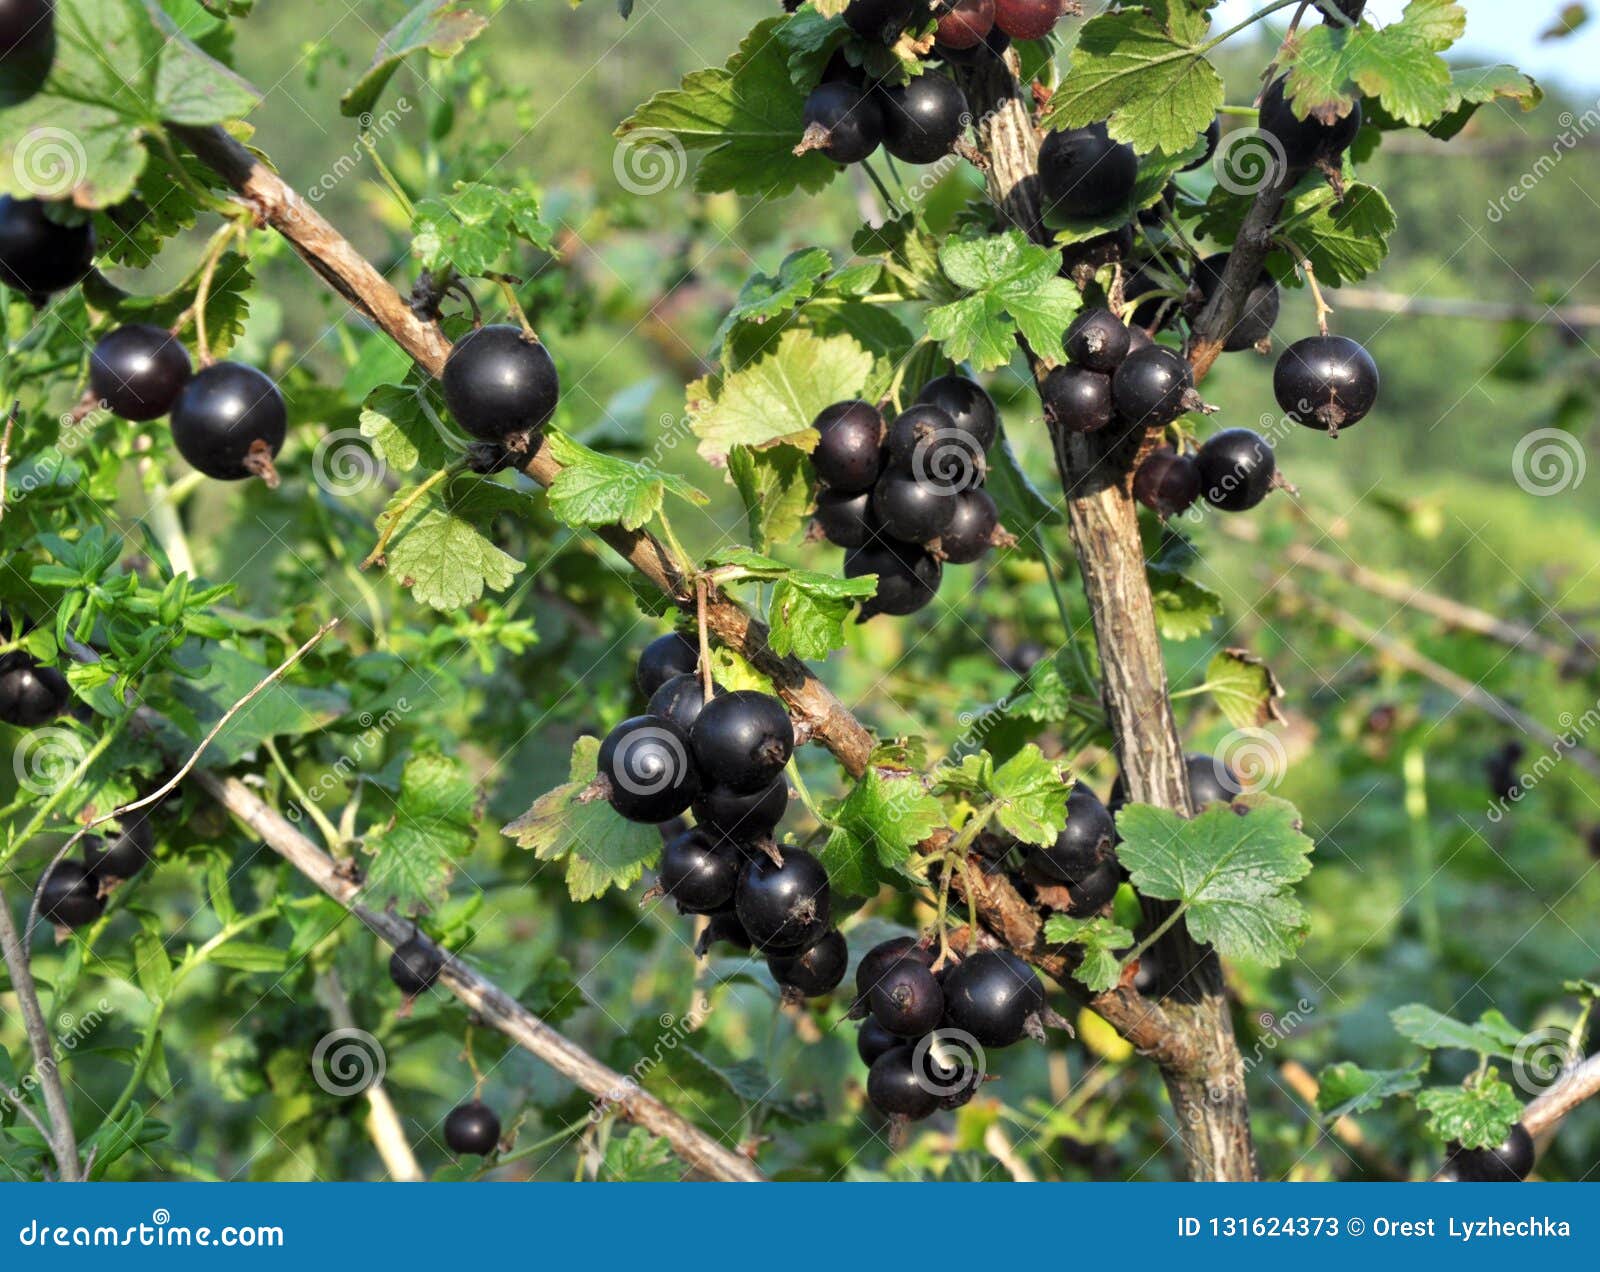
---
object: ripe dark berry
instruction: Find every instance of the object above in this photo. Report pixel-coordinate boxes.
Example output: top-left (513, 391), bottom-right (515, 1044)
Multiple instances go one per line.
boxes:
top-left (1065, 859), bottom-right (1120, 915)
top-left (89, 324), bottom-right (192, 421)
top-left (1034, 785), bottom-right (1113, 885)
top-left (636, 631), bottom-right (698, 698)
top-left (38, 860), bottom-right (101, 930)
top-left (1192, 253), bottom-right (1280, 352)
top-left (647, 672), bottom-right (717, 734)
top-left (658, 828), bottom-right (740, 914)
top-left (0, 197), bottom-right (94, 298)
top-left (879, 74), bottom-right (969, 165)
top-left (82, 816), bottom-right (153, 879)
top-left (814, 486), bottom-right (878, 548)
top-left (886, 405), bottom-right (984, 496)
top-left (1111, 345), bottom-right (1198, 429)
top-left (1197, 428), bottom-right (1276, 512)
top-left (1446, 1124), bottom-right (1534, 1182)
top-left (0, 0), bottom-right (51, 55)
top-left (695, 908), bottom-right (753, 957)
top-left (1064, 308), bottom-right (1131, 373)
top-left (800, 82), bottom-right (884, 164)
top-left (846, 539), bottom-right (942, 618)
top-left (869, 958), bottom-right (945, 1036)
top-left (1182, 115), bottom-right (1222, 173)
top-left (1320, 0), bottom-right (1365, 20)
top-left (1273, 334), bottom-right (1379, 435)
top-left (1039, 123), bottom-right (1138, 222)
top-left (942, 949), bottom-right (1043, 1047)
top-left (440, 324), bottom-right (559, 442)
top-left (1133, 447), bottom-right (1202, 519)
top-left (1259, 76), bottom-right (1362, 169)
top-left (694, 776), bottom-right (789, 841)
top-left (844, 0), bottom-right (917, 40)
top-left (993, 0), bottom-right (1064, 39)
top-left (936, 488), bottom-right (998, 565)
top-left (854, 936), bottom-right (935, 1007)
top-left (768, 928), bottom-right (848, 997)
top-left (872, 470), bottom-right (958, 543)
top-left (857, 1017), bottom-right (901, 1067)
top-left (443, 1100), bottom-right (501, 1156)
top-left (1042, 364), bottom-right (1113, 434)
top-left (690, 690), bottom-right (793, 795)
top-left (915, 374), bottom-right (998, 450)
top-left (1188, 753), bottom-right (1242, 809)
top-left (388, 935), bottom-right (444, 995)
top-left (734, 848), bottom-right (831, 953)
top-left (867, 1044), bottom-right (939, 1119)
top-left (810, 400), bottom-right (885, 493)
top-left (934, 0), bottom-right (994, 48)
top-left (0, 661), bottom-right (67, 726)
top-left (598, 714), bottom-right (699, 823)
top-left (170, 362), bottom-right (287, 483)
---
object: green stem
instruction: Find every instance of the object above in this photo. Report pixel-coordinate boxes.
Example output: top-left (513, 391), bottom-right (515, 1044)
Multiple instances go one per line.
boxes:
top-left (785, 759), bottom-right (828, 828)
top-left (1120, 904), bottom-right (1188, 972)
top-left (1403, 744), bottom-right (1440, 954)
top-left (859, 159), bottom-right (899, 214)
top-left (1200, 0), bottom-right (1304, 52)
top-left (361, 133), bottom-right (414, 218)
top-left (264, 737), bottom-right (342, 850)
top-left (365, 464), bottom-right (459, 569)
top-left (0, 716), bottom-right (132, 874)
top-left (654, 508), bottom-right (696, 583)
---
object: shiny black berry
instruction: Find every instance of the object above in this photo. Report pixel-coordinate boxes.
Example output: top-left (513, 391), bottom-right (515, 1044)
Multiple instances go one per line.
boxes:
top-left (441, 324), bottom-right (559, 441)
top-left (734, 847), bottom-right (831, 953)
top-left (872, 470), bottom-right (958, 543)
top-left (879, 74), bottom-right (968, 164)
top-left (915, 374), bottom-right (998, 451)
top-left (768, 928), bottom-right (848, 997)
top-left (936, 488), bottom-right (998, 565)
top-left (867, 1044), bottom-right (939, 1119)
top-left (1446, 1124), bottom-right (1534, 1182)
top-left (844, 0), bottom-right (917, 40)
top-left (993, 0), bottom-right (1065, 39)
top-left (934, 0), bottom-right (994, 48)
top-left (1182, 115), bottom-right (1222, 172)
top-left (1064, 308), bottom-right (1131, 373)
top-left (1042, 364), bottom-right (1113, 434)
top-left (38, 860), bottom-right (101, 930)
top-left (869, 958), bottom-right (945, 1037)
top-left (388, 936), bottom-right (444, 995)
top-left (647, 673), bottom-right (717, 734)
top-left (855, 936), bottom-right (935, 1006)
top-left (801, 82), bottom-right (884, 164)
top-left (1065, 859), bottom-right (1120, 915)
top-left (857, 1017), bottom-right (901, 1067)
top-left (598, 714), bottom-right (699, 823)
top-left (170, 362), bottom-right (287, 482)
top-left (636, 631), bottom-right (698, 698)
top-left (1192, 253), bottom-right (1280, 352)
top-left (1259, 76), bottom-right (1362, 169)
top-left (658, 828), bottom-right (740, 914)
top-left (694, 776), bottom-right (789, 841)
top-left (942, 949), bottom-right (1043, 1047)
top-left (1133, 446), bottom-right (1202, 518)
top-left (1197, 428), bottom-right (1275, 512)
top-left (1188, 753), bottom-right (1242, 809)
top-left (810, 400), bottom-right (885, 493)
top-left (1034, 785), bottom-right (1113, 884)
top-left (1111, 345), bottom-right (1197, 429)
top-left (695, 908), bottom-right (753, 957)
top-left (89, 324), bottom-right (192, 421)
top-left (691, 690), bottom-right (793, 795)
top-left (443, 1100), bottom-right (501, 1156)
top-left (0, 197), bottom-right (93, 299)
top-left (0, 0), bottom-right (51, 55)
top-left (82, 816), bottom-right (153, 879)
top-left (814, 487), bottom-right (878, 548)
top-left (1273, 334), bottom-right (1379, 435)
top-left (1039, 123), bottom-right (1138, 222)
top-left (887, 404), bottom-right (983, 492)
top-left (846, 539), bottom-right (942, 618)
top-left (0, 660), bottom-right (67, 726)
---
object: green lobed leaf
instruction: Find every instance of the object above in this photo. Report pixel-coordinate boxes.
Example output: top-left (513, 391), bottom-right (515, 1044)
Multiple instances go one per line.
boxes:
top-left (169, 645), bottom-right (349, 766)
top-left (727, 445), bottom-right (811, 551)
top-left (1149, 567), bottom-right (1221, 641)
top-left (821, 765), bottom-right (944, 897)
top-left (1206, 647), bottom-right (1285, 729)
top-left (362, 752), bottom-right (479, 912)
top-left (1043, 914), bottom-right (1135, 993)
top-left (987, 744), bottom-right (1072, 846)
top-left (376, 477), bottom-right (533, 612)
top-left (1283, 0), bottom-right (1466, 127)
top-left (545, 429), bottom-right (706, 532)
top-left (412, 181), bottom-right (554, 275)
top-left (926, 231), bottom-right (1082, 371)
top-left (1389, 1004), bottom-right (1527, 1058)
top-left (341, 0), bottom-right (488, 118)
top-left (1315, 1061), bottom-right (1424, 1121)
top-left (1417, 1072), bottom-right (1523, 1150)
top-left (359, 378), bottom-right (461, 473)
top-left (712, 247), bottom-right (833, 355)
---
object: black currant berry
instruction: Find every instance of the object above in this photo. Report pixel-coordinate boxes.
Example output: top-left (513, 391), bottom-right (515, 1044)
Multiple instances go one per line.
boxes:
top-left (1192, 253), bottom-right (1280, 352)
top-left (1273, 334), bottom-right (1379, 435)
top-left (658, 828), bottom-right (740, 914)
top-left (867, 1044), bottom-right (939, 1119)
top-left (82, 816), bottom-right (153, 879)
top-left (734, 848), bottom-right (831, 953)
top-left (1259, 76), bottom-right (1362, 169)
top-left (647, 673), bottom-right (717, 734)
top-left (869, 958), bottom-right (945, 1036)
top-left (1319, 0), bottom-right (1365, 20)
top-left (690, 690), bottom-right (794, 795)
top-left (768, 928), bottom-right (848, 997)
top-left (941, 949), bottom-right (1043, 1047)
top-left (915, 374), bottom-right (998, 450)
top-left (1197, 428), bottom-right (1276, 512)
top-left (814, 487), bottom-right (878, 549)
top-left (879, 74), bottom-right (969, 164)
top-left (38, 860), bottom-right (101, 930)
top-left (1181, 115), bottom-right (1222, 173)
top-left (694, 776), bottom-right (789, 841)
top-left (1446, 1124), bottom-right (1535, 1182)
top-left (934, 0), bottom-right (994, 48)
top-left (0, 660), bottom-right (67, 726)
top-left (844, 0), bottom-right (917, 40)
top-left (441, 324), bottom-right (559, 442)
top-left (695, 908), bottom-right (753, 957)
top-left (0, 0), bottom-right (51, 55)
top-left (89, 324), bottom-right (192, 421)
top-left (170, 362), bottom-right (287, 483)
top-left (1188, 753), bottom-right (1242, 809)
top-left (388, 935), bottom-right (444, 995)
top-left (857, 1017), bottom-right (901, 1067)
top-left (0, 197), bottom-right (94, 298)
top-left (936, 488), bottom-right (998, 565)
top-left (598, 714), bottom-right (699, 824)
top-left (800, 82), bottom-right (884, 164)
top-left (443, 1100), bottom-right (501, 1156)
top-left (1133, 446), bottom-right (1202, 518)
top-left (1042, 364), bottom-right (1114, 434)
top-left (846, 539), bottom-right (942, 618)
top-left (636, 631), bottom-right (699, 698)
top-left (810, 400), bottom-right (885, 493)
top-left (872, 470), bottom-right (958, 544)
top-left (1111, 345), bottom-right (1198, 429)
top-left (1039, 123), bottom-right (1138, 222)
top-left (993, 0), bottom-right (1064, 39)
top-left (1065, 859), bottom-right (1120, 915)
top-left (855, 936), bottom-right (935, 1006)
top-left (1034, 785), bottom-right (1113, 884)
top-left (1064, 308), bottom-right (1131, 373)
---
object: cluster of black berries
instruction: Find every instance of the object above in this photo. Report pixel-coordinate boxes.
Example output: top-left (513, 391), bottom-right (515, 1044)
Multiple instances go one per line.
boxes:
top-left (852, 936), bottom-right (1044, 1122)
top-left (36, 814), bottom-right (155, 931)
top-left (810, 376), bottom-right (1003, 619)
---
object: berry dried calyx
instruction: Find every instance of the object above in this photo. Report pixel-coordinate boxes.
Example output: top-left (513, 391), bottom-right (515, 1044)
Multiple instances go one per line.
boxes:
top-left (734, 846), bottom-right (832, 953)
top-left (1111, 345), bottom-right (1205, 429)
top-left (690, 690), bottom-right (794, 794)
top-left (869, 957), bottom-right (945, 1036)
top-left (1273, 334), bottom-right (1379, 435)
top-left (1197, 427), bottom-right (1276, 512)
top-left (768, 928), bottom-right (848, 998)
top-left (90, 324), bottom-right (192, 421)
top-left (657, 828), bottom-right (740, 914)
top-left (39, 860), bottom-right (102, 930)
top-left (797, 83), bottom-right (884, 164)
top-left (1039, 123), bottom-right (1137, 222)
top-left (597, 714), bottom-right (700, 823)
top-left (853, 935), bottom-right (935, 1013)
top-left (886, 403), bottom-right (984, 493)
top-left (879, 73), bottom-right (969, 165)
top-left (0, 197), bottom-right (94, 299)
top-left (389, 935), bottom-right (445, 996)
top-left (170, 362), bottom-right (288, 486)
top-left (441, 323), bottom-right (559, 444)
top-left (1133, 447), bottom-right (1202, 519)
top-left (1064, 308), bottom-right (1132, 373)
top-left (443, 1100), bottom-right (501, 1156)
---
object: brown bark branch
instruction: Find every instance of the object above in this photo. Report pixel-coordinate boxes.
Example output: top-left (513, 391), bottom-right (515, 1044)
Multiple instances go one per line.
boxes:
top-left (1523, 1051), bottom-right (1600, 1139)
top-left (318, 968), bottom-right (424, 1182)
top-left (0, 883), bottom-right (79, 1180)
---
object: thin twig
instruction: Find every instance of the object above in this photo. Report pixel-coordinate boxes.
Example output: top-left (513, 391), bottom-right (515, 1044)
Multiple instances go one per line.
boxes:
top-left (0, 883), bottom-right (79, 1180)
top-left (318, 968), bottom-right (424, 1181)
top-left (0, 402), bottom-right (16, 523)
top-left (1523, 1051), bottom-right (1600, 1139)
